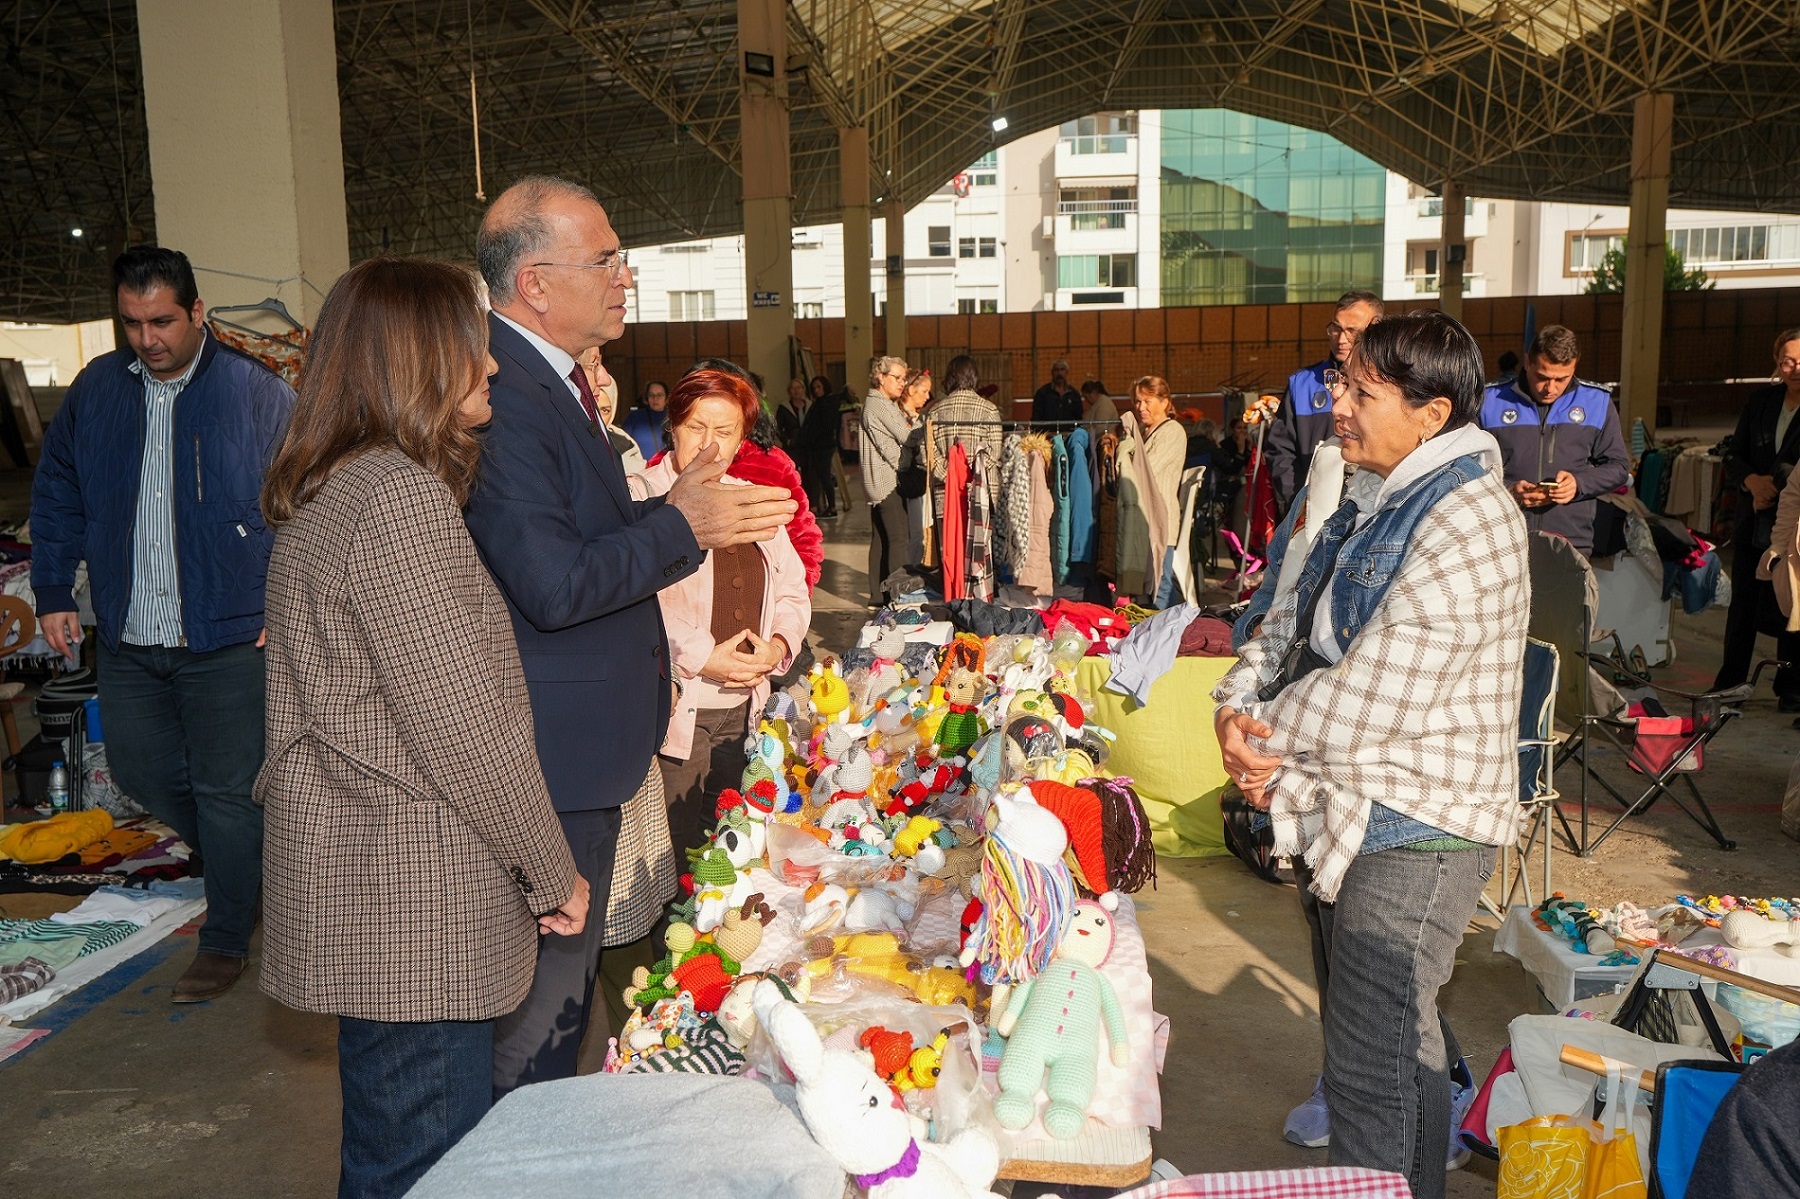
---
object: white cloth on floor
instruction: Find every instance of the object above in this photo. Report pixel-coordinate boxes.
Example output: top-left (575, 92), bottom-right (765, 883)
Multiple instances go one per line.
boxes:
top-left (48, 886), bottom-right (187, 928)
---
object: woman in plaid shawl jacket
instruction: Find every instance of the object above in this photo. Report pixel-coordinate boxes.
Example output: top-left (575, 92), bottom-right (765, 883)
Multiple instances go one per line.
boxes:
top-left (1212, 312), bottom-right (1530, 1199)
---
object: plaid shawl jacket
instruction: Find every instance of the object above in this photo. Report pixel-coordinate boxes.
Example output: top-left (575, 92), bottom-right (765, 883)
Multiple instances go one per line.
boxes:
top-left (257, 450), bottom-right (577, 1022)
top-left (1215, 466), bottom-right (1530, 901)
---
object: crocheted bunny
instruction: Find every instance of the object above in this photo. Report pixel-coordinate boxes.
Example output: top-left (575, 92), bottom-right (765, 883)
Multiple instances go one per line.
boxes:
top-left (993, 900), bottom-right (1129, 1139)
top-left (751, 980), bottom-right (1002, 1199)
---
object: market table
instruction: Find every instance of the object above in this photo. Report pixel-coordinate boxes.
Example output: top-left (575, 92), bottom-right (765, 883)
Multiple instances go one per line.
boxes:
top-left (1077, 655), bottom-right (1234, 858)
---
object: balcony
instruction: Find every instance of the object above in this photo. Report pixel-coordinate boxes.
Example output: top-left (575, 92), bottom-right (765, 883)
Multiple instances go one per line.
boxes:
top-left (1405, 272), bottom-right (1487, 298)
top-left (1054, 135), bottom-right (1138, 182)
top-left (1055, 286), bottom-right (1138, 310)
top-left (1052, 200), bottom-right (1139, 252)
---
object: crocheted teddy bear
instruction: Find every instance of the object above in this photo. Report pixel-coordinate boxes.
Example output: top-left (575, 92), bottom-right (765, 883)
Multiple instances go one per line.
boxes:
top-left (992, 900), bottom-right (1129, 1139)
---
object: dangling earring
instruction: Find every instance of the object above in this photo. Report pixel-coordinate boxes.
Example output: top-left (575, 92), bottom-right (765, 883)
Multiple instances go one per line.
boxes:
top-left (1418, 429), bottom-right (1429, 446)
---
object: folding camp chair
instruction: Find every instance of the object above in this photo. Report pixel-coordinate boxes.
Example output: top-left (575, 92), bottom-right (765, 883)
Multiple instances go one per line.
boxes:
top-left (1480, 637), bottom-right (1560, 918)
top-left (1649, 1059), bottom-right (1743, 1199)
top-left (1527, 532), bottom-right (1772, 855)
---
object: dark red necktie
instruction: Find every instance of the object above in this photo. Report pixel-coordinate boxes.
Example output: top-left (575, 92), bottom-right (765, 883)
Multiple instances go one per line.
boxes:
top-left (568, 366), bottom-right (610, 450)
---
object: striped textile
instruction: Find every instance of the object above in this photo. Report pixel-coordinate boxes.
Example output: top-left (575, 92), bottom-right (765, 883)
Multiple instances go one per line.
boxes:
top-left (966, 448), bottom-right (995, 602)
top-left (122, 347), bottom-right (205, 646)
top-left (0, 917), bottom-right (140, 956)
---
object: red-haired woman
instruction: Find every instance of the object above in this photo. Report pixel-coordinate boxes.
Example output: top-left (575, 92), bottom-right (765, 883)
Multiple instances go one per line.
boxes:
top-left (632, 367), bottom-right (812, 854)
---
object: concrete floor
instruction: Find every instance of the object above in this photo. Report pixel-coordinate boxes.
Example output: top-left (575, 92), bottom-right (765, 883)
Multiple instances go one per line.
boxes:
top-left (5, 483), bottom-right (1797, 1197)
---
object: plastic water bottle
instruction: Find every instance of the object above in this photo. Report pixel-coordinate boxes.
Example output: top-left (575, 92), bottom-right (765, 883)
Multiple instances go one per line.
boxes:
top-left (47, 761), bottom-right (69, 814)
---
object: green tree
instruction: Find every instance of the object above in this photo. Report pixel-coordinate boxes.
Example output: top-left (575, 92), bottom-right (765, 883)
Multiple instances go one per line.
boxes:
top-left (1585, 240), bottom-right (1713, 294)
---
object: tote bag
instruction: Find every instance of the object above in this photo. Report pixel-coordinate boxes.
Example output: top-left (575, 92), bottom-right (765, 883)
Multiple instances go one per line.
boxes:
top-left (1497, 1062), bottom-right (1648, 1199)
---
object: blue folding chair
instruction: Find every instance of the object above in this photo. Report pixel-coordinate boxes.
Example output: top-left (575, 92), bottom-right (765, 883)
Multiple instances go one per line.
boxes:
top-left (1482, 636), bottom-right (1560, 917)
top-left (1649, 1058), bottom-right (1743, 1199)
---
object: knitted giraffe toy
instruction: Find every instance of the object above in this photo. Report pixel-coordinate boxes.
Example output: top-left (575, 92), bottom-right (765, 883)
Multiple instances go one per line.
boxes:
top-left (993, 901), bottom-right (1129, 1139)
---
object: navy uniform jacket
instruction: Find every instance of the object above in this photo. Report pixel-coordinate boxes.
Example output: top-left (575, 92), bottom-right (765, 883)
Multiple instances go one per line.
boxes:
top-left (1264, 360), bottom-right (1336, 511)
top-left (463, 314), bottom-right (702, 813)
top-left (1478, 378), bottom-right (1629, 554)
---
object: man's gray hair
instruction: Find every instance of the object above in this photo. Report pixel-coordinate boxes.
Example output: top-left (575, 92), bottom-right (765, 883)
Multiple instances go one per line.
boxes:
top-left (1052, 358), bottom-right (1070, 372)
top-left (869, 355), bottom-right (907, 387)
top-left (477, 175), bottom-right (601, 307)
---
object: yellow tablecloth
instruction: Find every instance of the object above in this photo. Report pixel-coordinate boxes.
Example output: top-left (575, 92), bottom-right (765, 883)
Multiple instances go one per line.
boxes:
top-left (1077, 655), bottom-right (1233, 858)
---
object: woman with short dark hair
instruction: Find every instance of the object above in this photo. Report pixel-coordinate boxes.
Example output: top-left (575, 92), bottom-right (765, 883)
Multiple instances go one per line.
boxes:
top-left (1212, 311), bottom-right (1528, 1199)
top-left (258, 257), bottom-right (588, 1199)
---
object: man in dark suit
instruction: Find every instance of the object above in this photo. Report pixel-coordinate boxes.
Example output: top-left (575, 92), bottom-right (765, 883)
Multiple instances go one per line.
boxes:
top-left (465, 175), bottom-right (796, 1097)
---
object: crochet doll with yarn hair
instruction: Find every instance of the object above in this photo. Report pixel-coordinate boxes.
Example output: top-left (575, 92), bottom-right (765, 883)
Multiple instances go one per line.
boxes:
top-left (993, 901), bottom-right (1128, 1139)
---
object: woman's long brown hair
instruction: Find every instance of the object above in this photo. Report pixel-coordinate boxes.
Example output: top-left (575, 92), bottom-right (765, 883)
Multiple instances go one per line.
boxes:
top-left (262, 257), bottom-right (487, 524)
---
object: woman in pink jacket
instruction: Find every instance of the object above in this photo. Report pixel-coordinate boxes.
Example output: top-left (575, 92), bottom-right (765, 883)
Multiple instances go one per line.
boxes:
top-left (635, 367), bottom-right (812, 855)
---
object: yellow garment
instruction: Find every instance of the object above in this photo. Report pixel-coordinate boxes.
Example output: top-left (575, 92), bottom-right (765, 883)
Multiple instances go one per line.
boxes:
top-left (79, 828), bottom-right (158, 865)
top-left (0, 809), bottom-right (114, 864)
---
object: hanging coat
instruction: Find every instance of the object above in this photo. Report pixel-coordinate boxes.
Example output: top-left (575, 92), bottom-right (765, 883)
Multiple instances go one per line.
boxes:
top-left (1050, 434), bottom-right (1073, 585)
top-left (1067, 426), bottom-right (1096, 566)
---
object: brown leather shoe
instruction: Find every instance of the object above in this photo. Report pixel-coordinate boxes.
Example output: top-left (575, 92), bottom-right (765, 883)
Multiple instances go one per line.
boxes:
top-left (171, 951), bottom-right (247, 1003)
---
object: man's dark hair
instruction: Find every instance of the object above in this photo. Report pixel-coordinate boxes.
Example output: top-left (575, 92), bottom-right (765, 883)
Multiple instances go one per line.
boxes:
top-left (1081, 379), bottom-right (1108, 396)
top-left (1497, 350), bottom-right (1520, 374)
top-left (114, 246), bottom-right (199, 310)
top-left (942, 355), bottom-right (979, 394)
top-left (1529, 324), bottom-right (1581, 365)
top-left (1352, 311), bottom-right (1485, 431)
top-left (1335, 289), bottom-right (1385, 317)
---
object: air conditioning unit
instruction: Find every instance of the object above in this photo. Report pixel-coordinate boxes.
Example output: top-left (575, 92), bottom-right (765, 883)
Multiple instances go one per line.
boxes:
top-left (1042, 216), bottom-right (1054, 240)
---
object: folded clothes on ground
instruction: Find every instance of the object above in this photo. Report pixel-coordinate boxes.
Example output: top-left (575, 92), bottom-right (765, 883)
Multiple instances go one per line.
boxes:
top-left (0, 917), bottom-right (140, 957)
top-left (0, 935), bottom-right (85, 970)
top-left (49, 885), bottom-right (188, 928)
top-left (78, 829), bottom-right (159, 865)
top-left (0, 956), bottom-right (55, 1003)
top-left (0, 810), bottom-right (115, 865)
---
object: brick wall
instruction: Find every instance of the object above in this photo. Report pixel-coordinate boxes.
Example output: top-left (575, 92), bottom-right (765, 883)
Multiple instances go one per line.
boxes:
top-left (606, 286), bottom-right (1800, 425)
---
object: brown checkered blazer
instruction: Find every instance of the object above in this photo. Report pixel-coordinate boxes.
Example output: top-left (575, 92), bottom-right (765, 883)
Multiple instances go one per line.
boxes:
top-left (256, 448), bottom-right (577, 1022)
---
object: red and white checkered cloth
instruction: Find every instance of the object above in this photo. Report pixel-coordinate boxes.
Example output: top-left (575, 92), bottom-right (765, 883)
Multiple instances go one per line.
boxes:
top-left (1114, 1167), bottom-right (1413, 1199)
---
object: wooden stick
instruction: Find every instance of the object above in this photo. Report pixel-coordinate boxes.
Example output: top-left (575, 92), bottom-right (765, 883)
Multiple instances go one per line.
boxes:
top-left (1616, 942), bottom-right (1800, 1008)
top-left (1559, 1045), bottom-right (1658, 1093)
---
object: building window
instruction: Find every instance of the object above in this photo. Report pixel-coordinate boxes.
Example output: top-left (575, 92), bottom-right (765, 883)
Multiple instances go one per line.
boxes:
top-left (1670, 222), bottom-right (1800, 267)
top-left (957, 298), bottom-right (977, 314)
top-left (979, 299), bottom-right (998, 314)
top-left (1415, 196), bottom-right (1474, 219)
top-left (794, 301), bottom-right (825, 318)
top-left (1058, 254), bottom-right (1136, 289)
top-left (958, 237), bottom-right (977, 258)
top-left (1059, 113), bottom-right (1135, 155)
top-left (1568, 232), bottom-right (1625, 274)
top-left (1059, 186), bottom-right (1137, 230)
top-left (668, 291), bottom-right (715, 321)
top-left (969, 151), bottom-right (998, 188)
top-left (661, 242), bottom-right (709, 253)
top-left (928, 226), bottom-right (951, 256)
top-left (978, 237), bottom-right (997, 258)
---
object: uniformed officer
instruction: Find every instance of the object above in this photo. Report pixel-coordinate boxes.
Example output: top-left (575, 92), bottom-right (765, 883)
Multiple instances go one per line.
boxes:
top-left (1478, 325), bottom-right (1629, 556)
top-left (1264, 290), bottom-right (1383, 514)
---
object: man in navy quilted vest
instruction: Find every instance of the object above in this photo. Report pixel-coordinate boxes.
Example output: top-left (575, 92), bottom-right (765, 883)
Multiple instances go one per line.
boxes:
top-left (1477, 324), bottom-right (1629, 557)
top-left (31, 246), bottom-right (294, 1003)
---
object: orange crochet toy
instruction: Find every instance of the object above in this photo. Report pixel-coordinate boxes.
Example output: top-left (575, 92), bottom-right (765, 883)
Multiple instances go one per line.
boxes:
top-left (858, 1024), bottom-right (915, 1081)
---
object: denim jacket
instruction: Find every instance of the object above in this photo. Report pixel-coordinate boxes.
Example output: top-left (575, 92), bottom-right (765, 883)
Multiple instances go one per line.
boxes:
top-left (1258, 448), bottom-right (1491, 852)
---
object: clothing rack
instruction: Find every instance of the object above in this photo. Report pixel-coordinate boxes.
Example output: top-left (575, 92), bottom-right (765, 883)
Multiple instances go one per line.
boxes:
top-left (926, 418), bottom-right (1123, 430)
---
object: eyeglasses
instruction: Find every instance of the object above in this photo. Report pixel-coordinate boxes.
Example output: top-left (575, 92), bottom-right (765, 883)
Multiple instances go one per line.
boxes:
top-left (1780, 357), bottom-right (1800, 372)
top-left (1323, 368), bottom-right (1350, 396)
top-left (1325, 322), bottom-right (1362, 341)
top-left (530, 249), bottom-right (631, 279)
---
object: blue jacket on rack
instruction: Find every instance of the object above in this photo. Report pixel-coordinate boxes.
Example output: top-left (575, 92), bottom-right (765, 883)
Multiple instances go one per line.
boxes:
top-left (30, 336), bottom-right (294, 654)
top-left (1066, 427), bottom-right (1096, 566)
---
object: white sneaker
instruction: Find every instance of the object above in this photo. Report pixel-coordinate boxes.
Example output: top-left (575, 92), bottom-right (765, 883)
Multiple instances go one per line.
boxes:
top-left (1283, 1074), bottom-right (1330, 1148)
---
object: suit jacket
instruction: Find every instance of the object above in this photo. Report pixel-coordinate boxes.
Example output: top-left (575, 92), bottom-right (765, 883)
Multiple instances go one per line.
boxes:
top-left (256, 449), bottom-right (578, 1022)
top-left (464, 314), bottom-right (702, 811)
top-left (1724, 383), bottom-right (1800, 552)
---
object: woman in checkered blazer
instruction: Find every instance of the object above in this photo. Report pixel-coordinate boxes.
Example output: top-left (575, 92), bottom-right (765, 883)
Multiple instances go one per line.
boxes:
top-left (1212, 312), bottom-right (1530, 1199)
top-left (257, 258), bottom-right (590, 1199)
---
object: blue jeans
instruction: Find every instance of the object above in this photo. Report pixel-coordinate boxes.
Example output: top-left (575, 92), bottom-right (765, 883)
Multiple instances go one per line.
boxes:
top-left (337, 1016), bottom-right (493, 1199)
top-left (1316, 846), bottom-right (1492, 1199)
top-left (1152, 545), bottom-right (1181, 607)
top-left (97, 640), bottom-right (265, 957)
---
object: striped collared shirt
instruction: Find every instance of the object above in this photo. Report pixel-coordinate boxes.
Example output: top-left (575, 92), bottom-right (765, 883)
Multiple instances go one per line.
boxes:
top-left (122, 340), bottom-right (206, 646)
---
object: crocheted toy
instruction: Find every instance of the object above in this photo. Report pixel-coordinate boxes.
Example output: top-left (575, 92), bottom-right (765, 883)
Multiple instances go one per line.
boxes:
top-left (961, 787), bottom-right (1076, 988)
top-left (855, 623), bottom-right (910, 710)
top-left (816, 741), bottom-right (879, 829)
top-left (751, 980), bottom-right (1003, 1199)
top-left (932, 636), bottom-right (990, 755)
top-left (845, 886), bottom-right (908, 934)
top-left (623, 922), bottom-right (744, 1012)
top-left (859, 1024), bottom-right (916, 1081)
top-left (893, 815), bottom-right (943, 859)
top-left (993, 901), bottom-right (1129, 1139)
top-left (802, 881), bottom-right (850, 934)
top-left (803, 932), bottom-right (978, 1008)
top-left (712, 898), bottom-right (773, 963)
top-left (809, 661), bottom-right (851, 723)
top-left (742, 721), bottom-right (800, 815)
top-left (1720, 909), bottom-right (1800, 955)
top-left (897, 1029), bottom-right (951, 1092)
top-left (1533, 895), bottom-right (1615, 956)
top-left (1029, 779), bottom-right (1157, 910)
